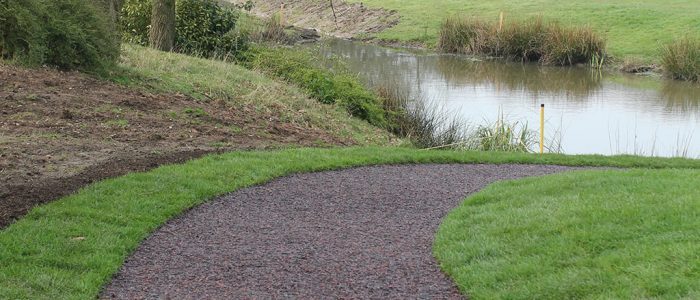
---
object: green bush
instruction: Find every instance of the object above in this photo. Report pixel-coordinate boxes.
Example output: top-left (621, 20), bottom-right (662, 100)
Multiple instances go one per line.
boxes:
top-left (120, 0), bottom-right (247, 57)
top-left (120, 0), bottom-right (151, 45)
top-left (0, 0), bottom-right (119, 72)
top-left (239, 46), bottom-right (386, 126)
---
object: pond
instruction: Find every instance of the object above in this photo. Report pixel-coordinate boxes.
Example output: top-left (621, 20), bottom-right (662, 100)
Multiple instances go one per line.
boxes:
top-left (317, 39), bottom-right (700, 158)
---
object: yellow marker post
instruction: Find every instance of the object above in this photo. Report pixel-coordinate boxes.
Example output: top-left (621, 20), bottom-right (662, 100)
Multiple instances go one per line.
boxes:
top-left (540, 104), bottom-right (545, 154)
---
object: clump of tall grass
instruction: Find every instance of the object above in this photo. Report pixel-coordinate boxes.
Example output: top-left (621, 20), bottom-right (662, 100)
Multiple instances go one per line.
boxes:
top-left (378, 85), bottom-right (468, 148)
top-left (662, 37), bottom-right (700, 82)
top-left (250, 14), bottom-right (292, 44)
top-left (438, 16), bottom-right (606, 66)
top-left (472, 114), bottom-right (536, 152)
top-left (378, 84), bottom-right (538, 152)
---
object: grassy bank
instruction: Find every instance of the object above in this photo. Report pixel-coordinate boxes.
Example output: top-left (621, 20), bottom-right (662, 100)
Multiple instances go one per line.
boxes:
top-left (112, 44), bottom-right (394, 145)
top-left (349, 0), bottom-right (700, 62)
top-left (1, 147), bottom-right (699, 298)
top-left (436, 168), bottom-right (700, 298)
top-left (238, 46), bottom-right (386, 126)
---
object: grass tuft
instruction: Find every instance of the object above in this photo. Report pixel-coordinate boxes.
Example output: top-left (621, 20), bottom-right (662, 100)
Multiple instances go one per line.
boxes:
top-left (662, 37), bottom-right (700, 82)
top-left (438, 16), bottom-right (606, 66)
top-left (378, 84), bottom-right (468, 148)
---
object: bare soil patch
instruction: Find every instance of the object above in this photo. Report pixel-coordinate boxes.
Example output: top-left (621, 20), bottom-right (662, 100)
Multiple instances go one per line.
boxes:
top-left (0, 65), bottom-right (351, 228)
top-left (102, 164), bottom-right (575, 299)
top-left (231, 0), bottom-right (400, 39)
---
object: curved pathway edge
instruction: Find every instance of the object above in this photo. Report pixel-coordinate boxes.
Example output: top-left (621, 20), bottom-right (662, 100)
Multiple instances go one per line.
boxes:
top-left (102, 164), bottom-right (577, 299)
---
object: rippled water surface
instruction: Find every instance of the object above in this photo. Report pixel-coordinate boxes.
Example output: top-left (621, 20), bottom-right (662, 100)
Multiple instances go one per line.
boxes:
top-left (318, 39), bottom-right (700, 158)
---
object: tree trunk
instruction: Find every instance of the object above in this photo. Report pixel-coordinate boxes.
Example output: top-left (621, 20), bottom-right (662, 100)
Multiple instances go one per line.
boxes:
top-left (149, 0), bottom-right (176, 52)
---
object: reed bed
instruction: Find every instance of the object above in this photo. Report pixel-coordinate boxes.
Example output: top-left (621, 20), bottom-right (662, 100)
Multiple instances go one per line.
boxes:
top-left (378, 84), bottom-right (539, 152)
top-left (438, 16), bottom-right (606, 66)
top-left (379, 85), bottom-right (468, 148)
top-left (662, 37), bottom-right (700, 82)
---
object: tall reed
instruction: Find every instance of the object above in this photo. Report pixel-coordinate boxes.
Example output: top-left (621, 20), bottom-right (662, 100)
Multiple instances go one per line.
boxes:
top-left (378, 83), bottom-right (540, 152)
top-left (378, 84), bottom-right (468, 148)
top-left (662, 37), bottom-right (700, 82)
top-left (438, 16), bottom-right (606, 66)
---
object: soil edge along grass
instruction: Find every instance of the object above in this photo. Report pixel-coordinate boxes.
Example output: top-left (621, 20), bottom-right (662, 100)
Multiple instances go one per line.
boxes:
top-left (1, 147), bottom-right (700, 299)
top-left (0, 45), bottom-right (396, 227)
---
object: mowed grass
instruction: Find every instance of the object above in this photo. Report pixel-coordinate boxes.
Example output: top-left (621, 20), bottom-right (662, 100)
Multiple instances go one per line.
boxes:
top-left (1, 147), bottom-right (700, 298)
top-left (349, 0), bottom-right (700, 61)
top-left (435, 169), bottom-right (700, 299)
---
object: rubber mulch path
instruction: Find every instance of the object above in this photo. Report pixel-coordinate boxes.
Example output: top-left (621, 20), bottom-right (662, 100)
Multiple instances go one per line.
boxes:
top-left (102, 164), bottom-right (575, 299)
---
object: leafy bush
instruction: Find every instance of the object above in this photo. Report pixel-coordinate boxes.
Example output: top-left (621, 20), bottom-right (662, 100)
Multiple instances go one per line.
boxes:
top-left (239, 46), bottom-right (386, 126)
top-left (120, 0), bottom-right (247, 57)
top-left (0, 0), bottom-right (119, 72)
top-left (120, 0), bottom-right (151, 45)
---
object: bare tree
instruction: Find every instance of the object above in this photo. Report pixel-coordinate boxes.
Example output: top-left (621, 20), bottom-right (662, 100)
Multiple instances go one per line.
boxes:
top-left (149, 0), bottom-right (176, 51)
top-left (329, 0), bottom-right (338, 28)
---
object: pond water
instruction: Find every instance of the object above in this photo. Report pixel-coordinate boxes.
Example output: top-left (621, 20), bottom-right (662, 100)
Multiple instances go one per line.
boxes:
top-left (317, 39), bottom-right (700, 158)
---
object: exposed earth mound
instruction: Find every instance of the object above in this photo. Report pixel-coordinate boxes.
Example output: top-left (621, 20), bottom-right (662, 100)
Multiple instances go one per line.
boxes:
top-left (230, 0), bottom-right (400, 39)
top-left (0, 65), bottom-right (352, 228)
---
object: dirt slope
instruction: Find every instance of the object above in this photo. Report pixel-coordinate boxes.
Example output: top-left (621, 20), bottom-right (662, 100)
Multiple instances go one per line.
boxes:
top-left (0, 65), bottom-right (352, 228)
top-left (230, 0), bottom-right (400, 39)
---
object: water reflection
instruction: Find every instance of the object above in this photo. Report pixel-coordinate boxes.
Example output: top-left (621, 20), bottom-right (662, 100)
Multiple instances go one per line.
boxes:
top-left (660, 82), bottom-right (700, 113)
top-left (316, 39), bottom-right (700, 157)
top-left (434, 57), bottom-right (603, 100)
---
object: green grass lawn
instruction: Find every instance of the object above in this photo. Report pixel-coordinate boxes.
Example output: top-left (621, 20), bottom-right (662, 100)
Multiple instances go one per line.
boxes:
top-left (1, 147), bottom-right (699, 298)
top-left (435, 169), bottom-right (700, 299)
top-left (350, 0), bottom-right (700, 62)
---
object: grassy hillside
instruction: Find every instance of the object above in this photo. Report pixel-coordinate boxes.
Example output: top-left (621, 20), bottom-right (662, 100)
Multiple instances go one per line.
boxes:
top-left (113, 45), bottom-right (395, 145)
top-left (350, 0), bottom-right (700, 62)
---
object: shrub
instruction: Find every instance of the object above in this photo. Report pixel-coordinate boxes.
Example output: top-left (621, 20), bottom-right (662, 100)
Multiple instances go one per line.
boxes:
top-left (120, 0), bottom-right (151, 45)
top-left (120, 0), bottom-right (247, 57)
top-left (0, 0), bottom-right (119, 72)
top-left (239, 46), bottom-right (386, 126)
top-left (438, 16), bottom-right (606, 66)
top-left (662, 38), bottom-right (700, 82)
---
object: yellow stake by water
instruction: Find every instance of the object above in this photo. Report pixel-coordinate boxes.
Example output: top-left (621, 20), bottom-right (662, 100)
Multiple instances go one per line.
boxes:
top-left (540, 104), bottom-right (545, 154)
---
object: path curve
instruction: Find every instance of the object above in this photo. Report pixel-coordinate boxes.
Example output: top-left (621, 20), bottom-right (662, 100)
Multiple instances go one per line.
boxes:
top-left (102, 164), bottom-right (574, 299)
